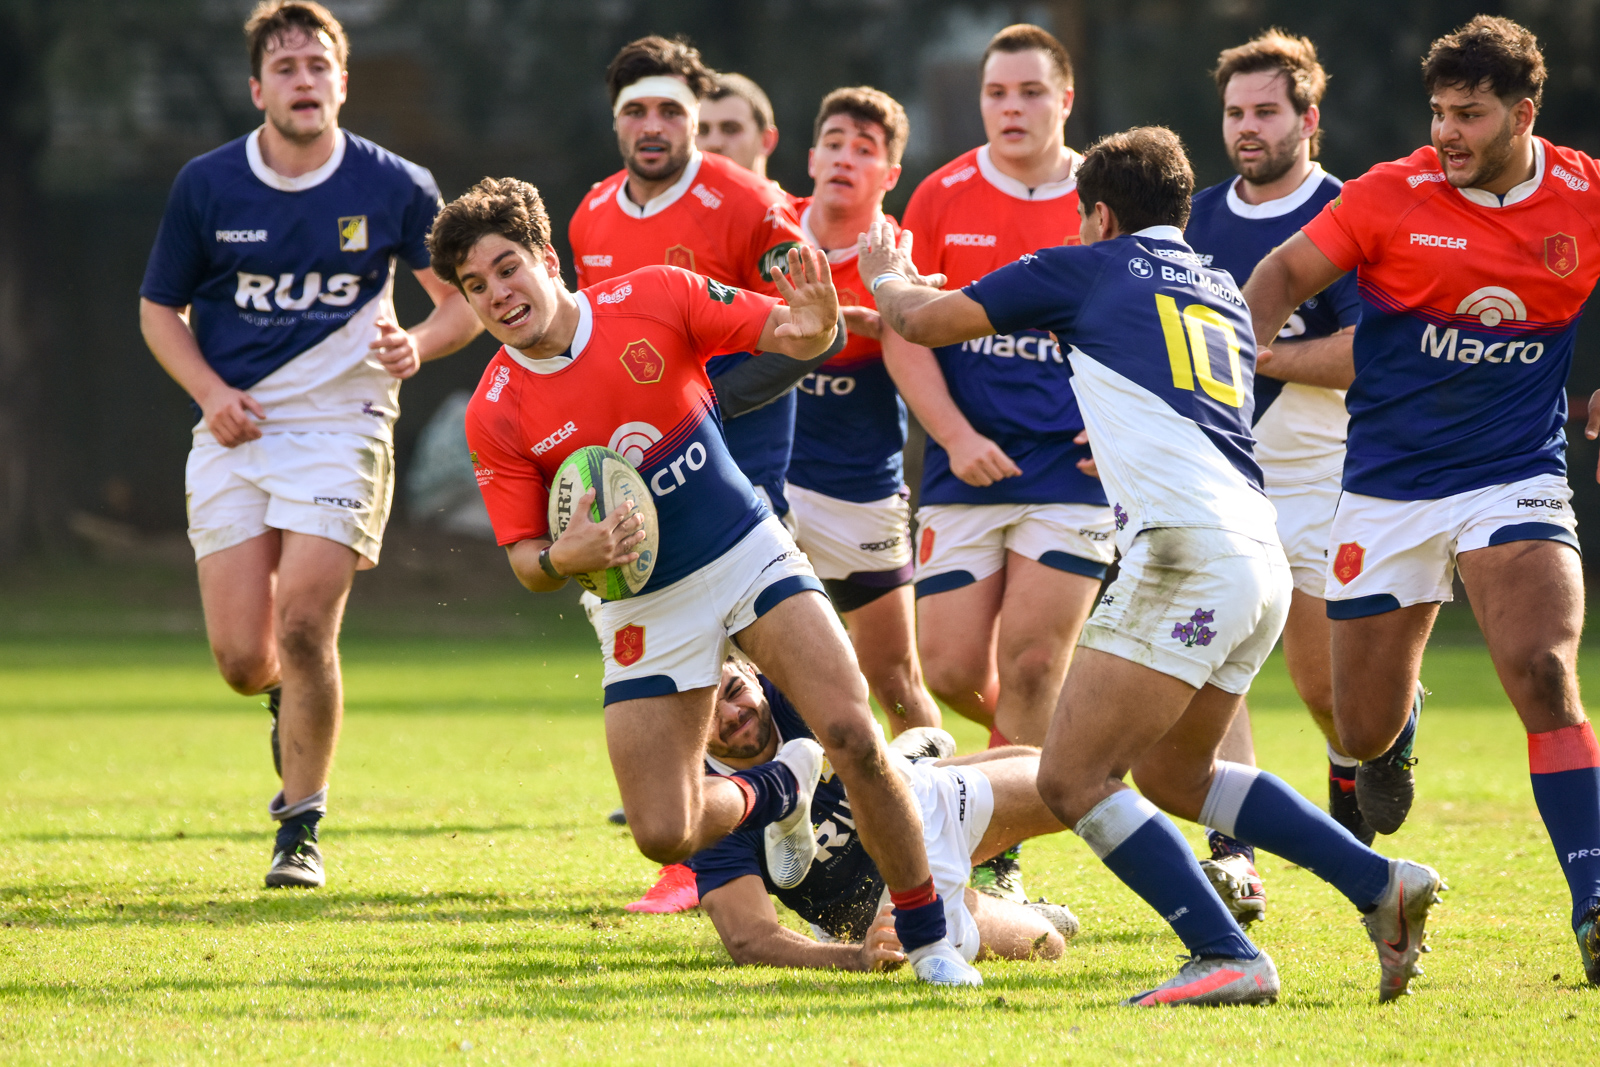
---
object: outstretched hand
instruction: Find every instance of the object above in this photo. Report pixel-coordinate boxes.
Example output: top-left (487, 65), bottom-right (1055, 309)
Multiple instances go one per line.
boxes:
top-left (770, 246), bottom-right (841, 342)
top-left (856, 218), bottom-right (947, 291)
top-left (856, 905), bottom-right (906, 972)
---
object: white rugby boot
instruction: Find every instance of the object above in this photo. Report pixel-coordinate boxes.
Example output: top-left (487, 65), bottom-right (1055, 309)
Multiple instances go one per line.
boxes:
top-left (1026, 900), bottom-right (1081, 941)
top-left (1361, 858), bottom-right (1444, 1002)
top-left (763, 738), bottom-right (824, 889)
top-left (1123, 951), bottom-right (1279, 1007)
top-left (887, 726), bottom-right (957, 763)
top-left (909, 938), bottom-right (983, 986)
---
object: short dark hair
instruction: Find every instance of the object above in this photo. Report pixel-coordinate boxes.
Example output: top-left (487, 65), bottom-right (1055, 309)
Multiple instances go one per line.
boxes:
top-left (244, 1), bottom-right (348, 79)
top-left (1423, 15), bottom-right (1546, 112)
top-left (812, 86), bottom-right (910, 166)
top-left (1213, 29), bottom-right (1328, 156)
top-left (708, 73), bottom-right (775, 132)
top-left (982, 24), bottom-right (1074, 90)
top-left (605, 35), bottom-right (717, 105)
top-left (427, 178), bottom-right (552, 288)
top-left (1076, 127), bottom-right (1194, 233)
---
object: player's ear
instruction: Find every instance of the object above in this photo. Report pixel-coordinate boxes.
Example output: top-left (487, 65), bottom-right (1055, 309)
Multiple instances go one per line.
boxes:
top-left (1511, 96), bottom-right (1536, 137)
top-left (1301, 104), bottom-right (1320, 142)
top-left (807, 146), bottom-right (818, 180)
top-left (883, 163), bottom-right (903, 192)
top-left (763, 125), bottom-right (780, 156)
top-left (541, 244), bottom-right (563, 279)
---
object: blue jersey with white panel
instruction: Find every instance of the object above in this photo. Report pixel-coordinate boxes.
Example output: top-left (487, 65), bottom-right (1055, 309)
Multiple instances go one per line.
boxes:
top-left (1185, 167), bottom-right (1360, 476)
top-left (140, 129), bottom-right (442, 442)
top-left (687, 677), bottom-right (884, 941)
top-left (789, 358), bottom-right (907, 502)
top-left (966, 228), bottom-right (1278, 553)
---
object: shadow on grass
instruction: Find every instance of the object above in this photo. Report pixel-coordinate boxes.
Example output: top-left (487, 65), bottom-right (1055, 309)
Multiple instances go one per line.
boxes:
top-left (5, 822), bottom-right (533, 845)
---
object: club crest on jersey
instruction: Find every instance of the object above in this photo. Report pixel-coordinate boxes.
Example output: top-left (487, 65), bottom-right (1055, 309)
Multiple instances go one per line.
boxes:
top-left (918, 527), bottom-right (935, 566)
top-left (1546, 233), bottom-right (1579, 279)
top-left (665, 244), bottom-right (696, 270)
top-left (619, 339), bottom-right (665, 384)
top-left (1455, 286), bottom-right (1526, 328)
top-left (707, 278), bottom-right (737, 305)
top-left (614, 624), bottom-right (645, 667)
top-left (338, 215), bottom-right (368, 252)
top-left (1333, 542), bottom-right (1365, 585)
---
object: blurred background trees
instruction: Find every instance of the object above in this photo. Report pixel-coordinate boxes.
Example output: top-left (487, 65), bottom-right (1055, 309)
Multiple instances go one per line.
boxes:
top-left (4, 0), bottom-right (1599, 563)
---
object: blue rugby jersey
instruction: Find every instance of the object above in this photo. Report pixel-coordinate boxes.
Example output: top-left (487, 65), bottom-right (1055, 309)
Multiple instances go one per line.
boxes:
top-left (706, 351), bottom-right (798, 510)
top-left (140, 128), bottom-right (441, 441)
top-left (966, 228), bottom-right (1277, 553)
top-left (688, 677), bottom-right (885, 941)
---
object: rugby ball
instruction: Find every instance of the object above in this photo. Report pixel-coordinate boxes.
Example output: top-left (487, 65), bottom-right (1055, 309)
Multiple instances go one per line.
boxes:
top-left (547, 445), bottom-right (659, 600)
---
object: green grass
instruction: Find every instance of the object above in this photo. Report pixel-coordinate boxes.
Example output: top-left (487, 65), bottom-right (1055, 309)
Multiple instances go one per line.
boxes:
top-left (1, 579), bottom-right (1598, 1063)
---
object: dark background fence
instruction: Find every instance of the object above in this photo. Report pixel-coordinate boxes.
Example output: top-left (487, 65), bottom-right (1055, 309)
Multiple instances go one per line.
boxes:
top-left (3, 0), bottom-right (1599, 563)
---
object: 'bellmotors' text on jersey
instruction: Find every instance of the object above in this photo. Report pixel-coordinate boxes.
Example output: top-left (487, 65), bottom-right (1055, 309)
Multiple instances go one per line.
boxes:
top-left (140, 128), bottom-right (442, 442)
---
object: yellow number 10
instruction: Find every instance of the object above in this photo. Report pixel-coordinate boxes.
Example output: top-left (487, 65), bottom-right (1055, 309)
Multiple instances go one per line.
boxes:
top-left (1155, 294), bottom-right (1245, 408)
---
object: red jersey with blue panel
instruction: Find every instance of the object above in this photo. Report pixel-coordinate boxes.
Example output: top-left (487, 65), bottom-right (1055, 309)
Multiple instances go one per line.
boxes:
top-left (568, 152), bottom-right (806, 506)
top-left (901, 145), bottom-right (1105, 508)
top-left (465, 266), bottom-right (779, 594)
top-left (1301, 138), bottom-right (1600, 500)
top-left (787, 199), bottom-right (908, 503)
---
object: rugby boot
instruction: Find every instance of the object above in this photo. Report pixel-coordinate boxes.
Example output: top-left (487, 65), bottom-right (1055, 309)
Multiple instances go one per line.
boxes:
top-left (266, 688), bottom-right (282, 778)
top-left (909, 938), bottom-right (983, 986)
top-left (971, 844), bottom-right (1027, 904)
top-left (1123, 951), bottom-right (1279, 1007)
top-left (887, 726), bottom-right (957, 763)
top-left (1357, 682), bottom-right (1424, 835)
top-left (1025, 900), bottom-right (1080, 941)
top-left (1360, 858), bottom-right (1443, 1002)
top-left (625, 864), bottom-right (699, 914)
top-left (1578, 905), bottom-right (1600, 986)
top-left (1329, 761), bottom-right (1376, 846)
top-left (265, 824), bottom-right (324, 889)
top-left (1200, 852), bottom-right (1267, 928)
top-left (764, 739), bottom-right (824, 889)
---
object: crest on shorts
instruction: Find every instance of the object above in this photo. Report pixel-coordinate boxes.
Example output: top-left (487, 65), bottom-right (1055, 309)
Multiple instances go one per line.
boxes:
top-left (1546, 233), bottom-right (1578, 278)
top-left (918, 526), bottom-right (936, 566)
top-left (1333, 542), bottom-right (1365, 585)
top-left (614, 624), bottom-right (645, 667)
top-left (665, 244), bottom-right (696, 271)
top-left (619, 339), bottom-right (664, 384)
top-left (338, 215), bottom-right (368, 252)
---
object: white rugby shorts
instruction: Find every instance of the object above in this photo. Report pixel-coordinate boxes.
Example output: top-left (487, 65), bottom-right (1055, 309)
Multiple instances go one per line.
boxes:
top-left (913, 502), bottom-right (1116, 598)
top-left (597, 516), bottom-right (823, 705)
top-left (185, 431), bottom-right (394, 566)
top-left (1322, 473), bottom-right (1579, 618)
top-left (788, 484), bottom-right (913, 581)
top-left (1080, 527), bottom-right (1291, 693)
top-left (751, 484), bottom-right (798, 536)
top-left (1263, 466), bottom-right (1342, 598)
top-left (877, 757), bottom-right (995, 963)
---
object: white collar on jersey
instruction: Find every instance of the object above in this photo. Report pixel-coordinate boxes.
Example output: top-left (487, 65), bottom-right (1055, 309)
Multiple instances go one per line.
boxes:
top-left (1133, 225), bottom-right (1187, 243)
top-left (976, 143), bottom-right (1081, 202)
top-left (1456, 138), bottom-right (1545, 208)
top-left (504, 292), bottom-right (594, 374)
top-left (613, 151), bottom-right (704, 219)
top-left (1224, 163), bottom-right (1328, 219)
top-left (798, 202), bottom-right (883, 264)
top-left (246, 126), bottom-right (346, 192)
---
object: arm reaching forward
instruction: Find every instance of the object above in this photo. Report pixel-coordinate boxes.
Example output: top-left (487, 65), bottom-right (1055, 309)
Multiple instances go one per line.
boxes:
top-left (1240, 232), bottom-right (1350, 373)
top-left (700, 877), bottom-right (905, 972)
top-left (856, 218), bottom-right (995, 349)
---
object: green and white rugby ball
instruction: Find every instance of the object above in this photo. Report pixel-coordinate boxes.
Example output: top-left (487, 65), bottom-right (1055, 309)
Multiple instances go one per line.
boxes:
top-left (548, 445), bottom-right (659, 600)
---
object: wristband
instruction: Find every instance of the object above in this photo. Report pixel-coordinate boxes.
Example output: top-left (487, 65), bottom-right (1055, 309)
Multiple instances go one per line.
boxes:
top-left (538, 547), bottom-right (563, 580)
top-left (869, 271), bottom-right (906, 293)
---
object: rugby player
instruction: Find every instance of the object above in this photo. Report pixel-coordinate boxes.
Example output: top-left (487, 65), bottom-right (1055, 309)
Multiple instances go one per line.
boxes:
top-left (689, 659), bottom-right (1077, 971)
top-left (787, 87), bottom-right (942, 737)
top-left (863, 127), bottom-right (1442, 1006)
top-left (697, 73), bottom-right (780, 181)
top-left (1244, 15), bottom-right (1600, 984)
top-left (432, 178), bottom-right (979, 986)
top-left (137, 1), bottom-right (481, 888)
top-left (889, 21), bottom-right (1114, 902)
top-left (1181, 31), bottom-right (1366, 922)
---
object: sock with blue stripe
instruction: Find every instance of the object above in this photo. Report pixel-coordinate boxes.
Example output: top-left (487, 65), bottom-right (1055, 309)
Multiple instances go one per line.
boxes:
top-left (1528, 722), bottom-right (1600, 929)
top-left (1202, 762), bottom-right (1390, 910)
top-left (1076, 790), bottom-right (1256, 960)
top-left (728, 760), bottom-right (799, 832)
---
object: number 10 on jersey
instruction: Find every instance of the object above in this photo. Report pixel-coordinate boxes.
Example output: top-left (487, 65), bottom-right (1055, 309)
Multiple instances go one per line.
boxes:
top-left (1155, 294), bottom-right (1245, 407)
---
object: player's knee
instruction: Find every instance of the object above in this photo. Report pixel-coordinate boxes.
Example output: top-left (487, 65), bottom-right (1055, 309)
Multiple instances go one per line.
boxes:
top-left (1512, 646), bottom-right (1576, 710)
top-left (1002, 641), bottom-right (1058, 692)
top-left (1335, 717), bottom-right (1397, 762)
top-left (212, 649), bottom-right (277, 695)
top-left (629, 822), bottom-right (693, 865)
top-left (275, 608), bottom-right (336, 666)
top-left (922, 655), bottom-right (987, 706)
top-left (815, 716), bottom-right (886, 777)
top-left (1033, 764), bottom-right (1083, 826)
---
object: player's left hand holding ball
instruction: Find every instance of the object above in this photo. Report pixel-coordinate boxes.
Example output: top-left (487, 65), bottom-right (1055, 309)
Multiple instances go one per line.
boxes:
top-left (369, 316), bottom-right (423, 379)
top-left (769, 246), bottom-right (841, 344)
top-left (548, 491), bottom-right (648, 577)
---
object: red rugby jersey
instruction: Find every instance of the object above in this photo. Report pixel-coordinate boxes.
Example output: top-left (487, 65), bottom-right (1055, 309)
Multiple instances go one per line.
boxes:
top-left (568, 151), bottom-right (804, 293)
top-left (1301, 138), bottom-right (1600, 499)
top-left (465, 265), bottom-right (780, 592)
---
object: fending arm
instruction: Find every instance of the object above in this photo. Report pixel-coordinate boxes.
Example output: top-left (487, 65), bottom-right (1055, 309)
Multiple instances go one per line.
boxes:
top-left (700, 877), bottom-right (903, 971)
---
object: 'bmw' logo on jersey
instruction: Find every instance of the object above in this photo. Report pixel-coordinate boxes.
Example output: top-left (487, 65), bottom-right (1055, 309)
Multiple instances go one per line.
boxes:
top-left (1128, 257), bottom-right (1153, 279)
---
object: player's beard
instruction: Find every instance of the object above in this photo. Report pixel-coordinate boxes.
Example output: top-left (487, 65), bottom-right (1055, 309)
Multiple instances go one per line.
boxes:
top-left (1441, 112), bottom-right (1517, 189)
top-left (269, 103), bottom-right (332, 146)
top-left (624, 135), bottom-right (692, 185)
top-left (712, 706), bottom-right (774, 762)
top-left (1229, 126), bottom-right (1302, 185)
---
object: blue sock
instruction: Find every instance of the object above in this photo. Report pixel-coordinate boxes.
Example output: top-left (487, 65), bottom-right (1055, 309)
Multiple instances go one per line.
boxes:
top-left (730, 760), bottom-right (798, 832)
top-left (1202, 762), bottom-right (1390, 910)
top-left (1077, 790), bottom-right (1256, 959)
top-left (275, 810), bottom-right (321, 854)
top-left (1528, 723), bottom-right (1600, 929)
top-left (890, 880), bottom-right (947, 951)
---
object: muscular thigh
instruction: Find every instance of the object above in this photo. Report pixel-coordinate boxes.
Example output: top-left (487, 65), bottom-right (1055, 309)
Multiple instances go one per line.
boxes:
top-left (604, 687), bottom-right (718, 825)
top-left (197, 530), bottom-right (281, 665)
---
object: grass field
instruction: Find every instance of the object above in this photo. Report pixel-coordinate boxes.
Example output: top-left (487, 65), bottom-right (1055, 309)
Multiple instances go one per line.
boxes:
top-left (1, 554), bottom-right (1597, 1064)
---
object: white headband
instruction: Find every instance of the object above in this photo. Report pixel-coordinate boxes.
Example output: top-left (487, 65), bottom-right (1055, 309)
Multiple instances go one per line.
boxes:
top-left (613, 75), bottom-right (700, 117)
